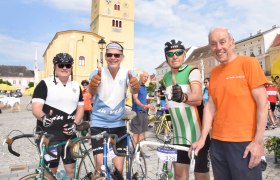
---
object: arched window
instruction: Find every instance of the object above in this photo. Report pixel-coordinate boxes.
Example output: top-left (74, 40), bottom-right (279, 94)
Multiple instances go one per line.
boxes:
top-left (114, 4), bottom-right (117, 10)
top-left (116, 20), bottom-right (119, 27)
top-left (118, 5), bottom-right (120, 10)
top-left (79, 56), bottom-right (85, 66)
top-left (119, 21), bottom-right (122, 28)
top-left (112, 20), bottom-right (115, 27)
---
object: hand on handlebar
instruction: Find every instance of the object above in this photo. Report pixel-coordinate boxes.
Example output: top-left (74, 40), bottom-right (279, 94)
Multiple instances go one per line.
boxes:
top-left (188, 139), bottom-right (205, 158)
top-left (63, 122), bottom-right (77, 135)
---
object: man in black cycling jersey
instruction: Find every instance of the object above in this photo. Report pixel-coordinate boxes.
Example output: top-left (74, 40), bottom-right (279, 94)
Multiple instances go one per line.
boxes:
top-left (32, 53), bottom-right (84, 178)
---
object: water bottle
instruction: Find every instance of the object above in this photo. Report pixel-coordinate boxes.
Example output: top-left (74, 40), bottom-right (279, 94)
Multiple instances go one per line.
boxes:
top-left (56, 170), bottom-right (69, 180)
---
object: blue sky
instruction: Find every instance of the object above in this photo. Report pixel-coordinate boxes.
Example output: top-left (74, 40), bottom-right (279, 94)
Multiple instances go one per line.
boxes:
top-left (0, 0), bottom-right (278, 74)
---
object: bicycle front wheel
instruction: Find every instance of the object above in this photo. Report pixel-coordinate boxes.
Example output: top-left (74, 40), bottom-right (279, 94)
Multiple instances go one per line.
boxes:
top-left (20, 173), bottom-right (50, 180)
top-left (130, 151), bottom-right (147, 180)
top-left (78, 148), bottom-right (97, 179)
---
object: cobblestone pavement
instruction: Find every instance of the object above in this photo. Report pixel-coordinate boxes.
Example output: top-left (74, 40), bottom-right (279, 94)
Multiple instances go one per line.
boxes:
top-left (0, 95), bottom-right (279, 179)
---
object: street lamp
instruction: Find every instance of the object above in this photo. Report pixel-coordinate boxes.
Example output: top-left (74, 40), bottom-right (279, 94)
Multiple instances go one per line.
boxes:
top-left (98, 38), bottom-right (106, 66)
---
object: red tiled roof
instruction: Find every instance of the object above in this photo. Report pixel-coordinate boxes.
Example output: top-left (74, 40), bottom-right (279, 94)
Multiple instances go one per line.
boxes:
top-left (270, 34), bottom-right (280, 48)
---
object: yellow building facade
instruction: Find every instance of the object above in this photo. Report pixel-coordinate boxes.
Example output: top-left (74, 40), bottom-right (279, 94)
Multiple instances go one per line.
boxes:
top-left (91, 0), bottom-right (135, 69)
top-left (41, 0), bottom-right (135, 84)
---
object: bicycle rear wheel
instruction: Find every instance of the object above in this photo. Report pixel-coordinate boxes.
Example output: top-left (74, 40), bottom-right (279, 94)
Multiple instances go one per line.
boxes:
top-left (20, 173), bottom-right (49, 180)
top-left (78, 148), bottom-right (97, 180)
top-left (130, 151), bottom-right (147, 180)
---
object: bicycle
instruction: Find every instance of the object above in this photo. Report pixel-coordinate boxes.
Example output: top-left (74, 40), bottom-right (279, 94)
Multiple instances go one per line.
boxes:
top-left (134, 140), bottom-right (193, 180)
top-left (26, 100), bottom-right (32, 111)
top-left (66, 111), bottom-right (147, 180)
top-left (149, 110), bottom-right (172, 138)
top-left (4, 122), bottom-right (94, 180)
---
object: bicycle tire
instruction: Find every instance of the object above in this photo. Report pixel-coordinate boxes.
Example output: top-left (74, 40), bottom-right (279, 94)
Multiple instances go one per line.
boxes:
top-left (78, 148), bottom-right (97, 180)
top-left (130, 151), bottom-right (147, 180)
top-left (20, 173), bottom-right (50, 180)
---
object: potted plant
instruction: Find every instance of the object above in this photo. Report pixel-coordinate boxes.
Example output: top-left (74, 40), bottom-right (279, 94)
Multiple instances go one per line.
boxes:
top-left (264, 136), bottom-right (280, 163)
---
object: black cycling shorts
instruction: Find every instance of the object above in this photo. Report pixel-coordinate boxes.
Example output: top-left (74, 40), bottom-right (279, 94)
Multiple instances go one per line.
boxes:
top-left (42, 142), bottom-right (76, 168)
top-left (176, 135), bottom-right (210, 173)
top-left (90, 126), bottom-right (127, 155)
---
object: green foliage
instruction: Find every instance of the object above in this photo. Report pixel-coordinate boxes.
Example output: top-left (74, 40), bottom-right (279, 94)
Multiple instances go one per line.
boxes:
top-left (264, 136), bottom-right (280, 157)
top-left (28, 82), bottom-right (34, 88)
top-left (0, 79), bottom-right (11, 85)
top-left (147, 82), bottom-right (155, 97)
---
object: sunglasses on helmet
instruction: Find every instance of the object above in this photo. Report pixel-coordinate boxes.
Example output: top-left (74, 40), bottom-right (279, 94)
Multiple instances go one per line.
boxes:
top-left (57, 64), bottom-right (72, 69)
top-left (165, 49), bottom-right (185, 57)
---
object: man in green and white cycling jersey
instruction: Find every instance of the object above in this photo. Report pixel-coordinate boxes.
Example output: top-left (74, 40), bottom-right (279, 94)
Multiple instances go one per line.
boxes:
top-left (163, 39), bottom-right (210, 180)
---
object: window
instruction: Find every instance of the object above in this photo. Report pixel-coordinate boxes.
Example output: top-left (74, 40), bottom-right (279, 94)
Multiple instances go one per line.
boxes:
top-left (13, 80), bottom-right (16, 84)
top-left (243, 50), bottom-right (246, 56)
top-left (19, 80), bottom-right (21, 85)
top-left (112, 20), bottom-right (122, 28)
top-left (249, 48), bottom-right (255, 57)
top-left (258, 46), bottom-right (262, 55)
top-left (114, 4), bottom-right (120, 10)
top-left (79, 56), bottom-right (85, 66)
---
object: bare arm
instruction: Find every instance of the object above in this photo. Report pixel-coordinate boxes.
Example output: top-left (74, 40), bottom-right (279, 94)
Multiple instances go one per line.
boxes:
top-left (74, 105), bottom-right (84, 125)
top-left (243, 85), bottom-right (268, 168)
top-left (32, 102), bottom-right (45, 120)
top-left (189, 96), bottom-right (215, 156)
top-left (132, 93), bottom-right (152, 110)
top-left (185, 83), bottom-right (203, 106)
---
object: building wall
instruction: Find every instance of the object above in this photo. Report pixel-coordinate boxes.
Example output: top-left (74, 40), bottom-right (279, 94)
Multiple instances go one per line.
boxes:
top-left (1, 76), bottom-right (33, 92)
top-left (42, 31), bottom-right (102, 84)
top-left (267, 46), bottom-right (280, 77)
top-left (91, 0), bottom-right (134, 69)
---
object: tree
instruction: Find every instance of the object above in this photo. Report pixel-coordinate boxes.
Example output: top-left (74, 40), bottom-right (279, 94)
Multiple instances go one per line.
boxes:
top-left (28, 82), bottom-right (34, 88)
top-left (147, 82), bottom-right (155, 97)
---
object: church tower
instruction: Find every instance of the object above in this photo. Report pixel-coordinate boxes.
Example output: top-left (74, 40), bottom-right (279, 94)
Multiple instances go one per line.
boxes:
top-left (91, 0), bottom-right (135, 69)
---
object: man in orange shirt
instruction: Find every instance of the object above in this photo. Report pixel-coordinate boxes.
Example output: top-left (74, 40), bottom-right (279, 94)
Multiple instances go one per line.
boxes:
top-left (190, 27), bottom-right (268, 180)
top-left (81, 80), bottom-right (92, 122)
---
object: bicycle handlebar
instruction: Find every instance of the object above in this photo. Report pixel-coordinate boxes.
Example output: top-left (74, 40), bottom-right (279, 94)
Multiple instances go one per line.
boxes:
top-left (4, 134), bottom-right (36, 157)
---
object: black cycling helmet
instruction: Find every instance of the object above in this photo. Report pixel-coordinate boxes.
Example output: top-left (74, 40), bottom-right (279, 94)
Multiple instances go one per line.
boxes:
top-left (52, 53), bottom-right (74, 84)
top-left (164, 39), bottom-right (185, 53)
top-left (81, 80), bottom-right (89, 86)
top-left (53, 53), bottom-right (74, 65)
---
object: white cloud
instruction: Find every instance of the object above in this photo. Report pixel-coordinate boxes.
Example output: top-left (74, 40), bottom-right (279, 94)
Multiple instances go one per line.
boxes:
top-left (0, 35), bottom-right (46, 67)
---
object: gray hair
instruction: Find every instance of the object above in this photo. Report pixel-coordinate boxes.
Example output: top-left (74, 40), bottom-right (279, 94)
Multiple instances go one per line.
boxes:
top-left (208, 27), bottom-right (234, 42)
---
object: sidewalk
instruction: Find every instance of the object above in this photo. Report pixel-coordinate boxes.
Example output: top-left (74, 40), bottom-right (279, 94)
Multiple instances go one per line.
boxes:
top-left (0, 95), bottom-right (279, 179)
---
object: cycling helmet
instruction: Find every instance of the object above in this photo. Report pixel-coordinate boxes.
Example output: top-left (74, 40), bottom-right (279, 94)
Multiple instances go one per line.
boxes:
top-left (164, 39), bottom-right (185, 53)
top-left (53, 53), bottom-right (74, 64)
top-left (81, 80), bottom-right (89, 86)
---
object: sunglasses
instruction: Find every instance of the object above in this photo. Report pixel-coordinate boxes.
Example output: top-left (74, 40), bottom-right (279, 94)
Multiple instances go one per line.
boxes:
top-left (106, 53), bottom-right (122, 58)
top-left (57, 64), bottom-right (72, 69)
top-left (204, 82), bottom-right (208, 84)
top-left (166, 50), bottom-right (185, 57)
